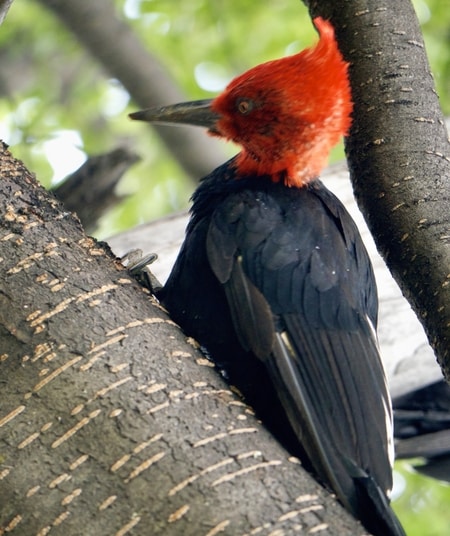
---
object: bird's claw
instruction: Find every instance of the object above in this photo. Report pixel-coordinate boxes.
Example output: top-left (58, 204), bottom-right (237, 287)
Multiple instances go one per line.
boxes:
top-left (121, 249), bottom-right (163, 294)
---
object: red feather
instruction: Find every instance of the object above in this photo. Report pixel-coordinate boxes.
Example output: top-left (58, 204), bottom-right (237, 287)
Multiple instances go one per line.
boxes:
top-left (210, 17), bottom-right (352, 187)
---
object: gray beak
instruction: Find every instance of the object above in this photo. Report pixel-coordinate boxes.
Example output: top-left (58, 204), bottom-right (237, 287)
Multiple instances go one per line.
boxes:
top-left (129, 99), bottom-right (220, 130)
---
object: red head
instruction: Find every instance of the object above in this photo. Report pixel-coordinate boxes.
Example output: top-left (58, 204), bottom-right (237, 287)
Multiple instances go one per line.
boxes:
top-left (130, 18), bottom-right (352, 188)
top-left (211, 17), bottom-right (352, 186)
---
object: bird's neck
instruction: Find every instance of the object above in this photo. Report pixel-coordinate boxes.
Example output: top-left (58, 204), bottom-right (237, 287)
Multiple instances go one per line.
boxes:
top-left (235, 143), bottom-right (326, 188)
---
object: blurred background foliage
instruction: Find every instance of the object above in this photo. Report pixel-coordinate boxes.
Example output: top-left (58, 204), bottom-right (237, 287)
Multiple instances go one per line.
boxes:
top-left (0, 1), bottom-right (449, 534)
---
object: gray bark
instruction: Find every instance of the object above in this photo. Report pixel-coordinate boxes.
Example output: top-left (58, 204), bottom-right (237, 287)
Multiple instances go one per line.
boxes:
top-left (0, 143), bottom-right (363, 535)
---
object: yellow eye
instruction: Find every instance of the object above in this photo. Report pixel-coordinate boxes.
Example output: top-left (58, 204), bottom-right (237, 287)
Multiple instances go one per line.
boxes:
top-left (236, 98), bottom-right (254, 115)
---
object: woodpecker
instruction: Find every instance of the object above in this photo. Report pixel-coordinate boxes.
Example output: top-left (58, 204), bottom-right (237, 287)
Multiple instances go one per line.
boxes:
top-left (130, 17), bottom-right (405, 536)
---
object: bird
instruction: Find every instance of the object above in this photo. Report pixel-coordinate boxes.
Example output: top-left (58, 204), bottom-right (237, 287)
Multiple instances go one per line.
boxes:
top-left (130, 17), bottom-right (406, 536)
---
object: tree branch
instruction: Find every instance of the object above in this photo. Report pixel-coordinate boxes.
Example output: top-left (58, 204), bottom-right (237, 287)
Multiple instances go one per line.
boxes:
top-left (0, 143), bottom-right (363, 534)
top-left (303, 0), bottom-right (450, 378)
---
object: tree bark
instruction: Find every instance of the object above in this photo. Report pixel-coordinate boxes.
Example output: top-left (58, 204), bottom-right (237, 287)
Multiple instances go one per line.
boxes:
top-left (302, 0), bottom-right (450, 378)
top-left (0, 143), bottom-right (363, 535)
top-left (39, 0), bottom-right (225, 183)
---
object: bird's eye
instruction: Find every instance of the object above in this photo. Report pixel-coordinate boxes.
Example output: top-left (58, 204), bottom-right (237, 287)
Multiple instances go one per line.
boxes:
top-left (236, 98), bottom-right (254, 115)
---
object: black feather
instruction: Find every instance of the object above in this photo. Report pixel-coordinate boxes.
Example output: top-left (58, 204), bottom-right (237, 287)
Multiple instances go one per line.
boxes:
top-left (160, 158), bottom-right (404, 536)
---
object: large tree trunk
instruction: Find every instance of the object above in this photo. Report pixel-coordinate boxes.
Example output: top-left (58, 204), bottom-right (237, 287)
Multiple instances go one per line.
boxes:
top-left (0, 142), bottom-right (363, 535)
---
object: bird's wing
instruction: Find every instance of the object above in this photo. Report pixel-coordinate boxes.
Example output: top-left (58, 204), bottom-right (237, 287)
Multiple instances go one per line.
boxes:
top-left (206, 182), bottom-right (396, 523)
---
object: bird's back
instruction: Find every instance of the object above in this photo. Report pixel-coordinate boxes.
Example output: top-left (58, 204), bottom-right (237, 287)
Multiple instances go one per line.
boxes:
top-left (160, 159), bottom-right (403, 536)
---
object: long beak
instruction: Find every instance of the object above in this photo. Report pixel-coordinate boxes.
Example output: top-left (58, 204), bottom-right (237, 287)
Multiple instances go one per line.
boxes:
top-left (129, 99), bottom-right (220, 130)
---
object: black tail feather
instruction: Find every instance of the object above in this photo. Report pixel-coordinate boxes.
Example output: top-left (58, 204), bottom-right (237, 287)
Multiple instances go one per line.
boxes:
top-left (345, 458), bottom-right (405, 536)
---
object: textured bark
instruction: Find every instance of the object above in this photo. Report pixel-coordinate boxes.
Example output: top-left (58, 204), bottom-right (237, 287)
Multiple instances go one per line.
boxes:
top-left (302, 0), bottom-right (450, 379)
top-left (39, 0), bottom-right (225, 183)
top-left (0, 144), bottom-right (363, 535)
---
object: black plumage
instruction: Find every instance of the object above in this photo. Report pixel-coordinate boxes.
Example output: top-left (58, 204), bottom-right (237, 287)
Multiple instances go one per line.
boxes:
top-left (159, 158), bottom-right (404, 536)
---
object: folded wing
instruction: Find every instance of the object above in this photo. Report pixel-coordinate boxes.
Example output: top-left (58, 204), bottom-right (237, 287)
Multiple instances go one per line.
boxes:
top-left (206, 181), bottom-right (401, 534)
